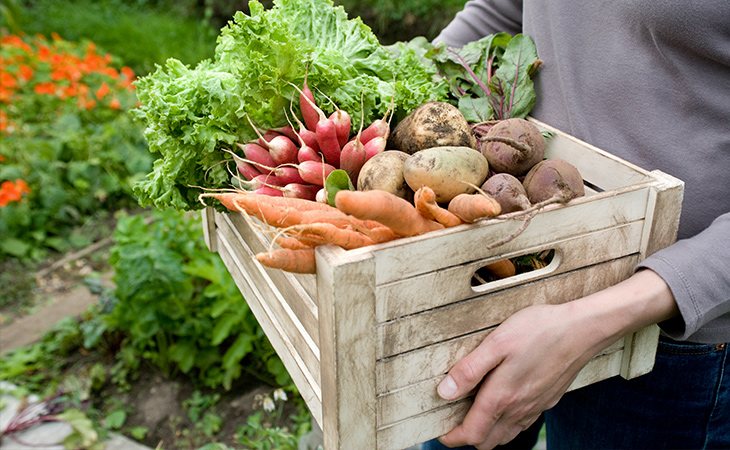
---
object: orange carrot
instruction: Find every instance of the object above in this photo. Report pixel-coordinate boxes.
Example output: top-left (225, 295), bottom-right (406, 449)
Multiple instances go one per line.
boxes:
top-left (272, 235), bottom-right (312, 250)
top-left (414, 186), bottom-right (464, 228)
top-left (484, 259), bottom-right (516, 279)
top-left (256, 248), bottom-right (316, 274)
top-left (447, 193), bottom-right (502, 223)
top-left (335, 190), bottom-right (444, 237)
top-left (287, 223), bottom-right (375, 249)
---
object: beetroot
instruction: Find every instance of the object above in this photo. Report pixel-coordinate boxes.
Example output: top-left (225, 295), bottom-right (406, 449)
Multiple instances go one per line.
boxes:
top-left (481, 173), bottom-right (531, 213)
top-left (479, 118), bottom-right (545, 176)
top-left (522, 159), bottom-right (585, 204)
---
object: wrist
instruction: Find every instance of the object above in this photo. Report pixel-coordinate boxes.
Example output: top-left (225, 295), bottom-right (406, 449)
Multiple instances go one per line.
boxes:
top-left (564, 269), bottom-right (678, 354)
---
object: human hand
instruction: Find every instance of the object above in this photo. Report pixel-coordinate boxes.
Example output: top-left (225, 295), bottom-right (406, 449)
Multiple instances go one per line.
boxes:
top-left (435, 302), bottom-right (601, 449)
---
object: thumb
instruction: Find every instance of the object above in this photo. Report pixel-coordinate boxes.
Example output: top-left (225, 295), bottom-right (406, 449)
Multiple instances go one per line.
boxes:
top-left (437, 339), bottom-right (502, 400)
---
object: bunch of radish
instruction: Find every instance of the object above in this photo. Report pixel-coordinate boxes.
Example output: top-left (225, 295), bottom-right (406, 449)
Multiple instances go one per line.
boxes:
top-left (227, 79), bottom-right (391, 202)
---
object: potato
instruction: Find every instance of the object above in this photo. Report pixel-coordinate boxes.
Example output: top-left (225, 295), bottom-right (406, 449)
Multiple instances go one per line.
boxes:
top-left (388, 102), bottom-right (477, 154)
top-left (357, 150), bottom-right (413, 201)
top-left (403, 146), bottom-right (489, 203)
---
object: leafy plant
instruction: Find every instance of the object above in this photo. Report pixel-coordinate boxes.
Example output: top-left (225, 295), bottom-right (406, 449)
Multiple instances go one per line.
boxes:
top-left (106, 210), bottom-right (291, 389)
top-left (0, 33), bottom-right (151, 260)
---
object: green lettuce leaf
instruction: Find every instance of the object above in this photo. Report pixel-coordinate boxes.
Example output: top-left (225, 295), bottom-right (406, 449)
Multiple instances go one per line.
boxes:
top-left (133, 0), bottom-right (448, 210)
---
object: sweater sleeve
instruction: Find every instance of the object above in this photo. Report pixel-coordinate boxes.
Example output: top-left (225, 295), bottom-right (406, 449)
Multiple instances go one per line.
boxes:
top-left (637, 212), bottom-right (730, 341)
top-left (434, 0), bottom-right (524, 47)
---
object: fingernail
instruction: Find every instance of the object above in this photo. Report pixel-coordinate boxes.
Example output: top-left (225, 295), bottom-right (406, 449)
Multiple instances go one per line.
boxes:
top-left (437, 375), bottom-right (457, 399)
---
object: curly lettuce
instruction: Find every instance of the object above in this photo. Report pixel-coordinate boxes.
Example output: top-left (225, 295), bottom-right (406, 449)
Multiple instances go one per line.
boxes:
top-left (133, 0), bottom-right (448, 210)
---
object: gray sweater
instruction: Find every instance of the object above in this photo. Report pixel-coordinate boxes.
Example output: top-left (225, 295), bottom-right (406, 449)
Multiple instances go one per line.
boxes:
top-left (436, 0), bottom-right (730, 343)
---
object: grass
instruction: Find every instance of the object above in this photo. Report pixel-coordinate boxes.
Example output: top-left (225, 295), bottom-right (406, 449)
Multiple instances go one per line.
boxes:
top-left (15, 0), bottom-right (218, 74)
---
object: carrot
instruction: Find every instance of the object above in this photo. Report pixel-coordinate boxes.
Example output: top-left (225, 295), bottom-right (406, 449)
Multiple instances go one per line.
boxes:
top-left (287, 223), bottom-right (375, 249)
top-left (202, 192), bottom-right (334, 216)
top-left (272, 235), bottom-right (312, 250)
top-left (414, 186), bottom-right (464, 228)
top-left (334, 190), bottom-right (444, 237)
top-left (256, 248), bottom-right (316, 274)
top-left (447, 192), bottom-right (502, 223)
top-left (484, 259), bottom-right (516, 279)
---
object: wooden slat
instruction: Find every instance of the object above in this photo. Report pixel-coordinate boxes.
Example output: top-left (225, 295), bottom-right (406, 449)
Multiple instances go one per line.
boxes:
top-left (215, 233), bottom-right (322, 426)
top-left (378, 255), bottom-right (640, 359)
top-left (376, 345), bottom-right (624, 428)
top-left (531, 118), bottom-right (652, 191)
top-left (215, 217), bottom-right (321, 387)
top-left (201, 207), bottom-right (217, 252)
top-left (317, 246), bottom-right (378, 449)
top-left (376, 221), bottom-right (644, 322)
top-left (352, 186), bottom-right (650, 285)
top-left (222, 213), bottom-right (320, 346)
top-left (376, 329), bottom-right (624, 395)
top-left (376, 400), bottom-right (471, 450)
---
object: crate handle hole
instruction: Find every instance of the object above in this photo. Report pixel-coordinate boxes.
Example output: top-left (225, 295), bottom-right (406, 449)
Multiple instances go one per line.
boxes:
top-left (470, 249), bottom-right (560, 291)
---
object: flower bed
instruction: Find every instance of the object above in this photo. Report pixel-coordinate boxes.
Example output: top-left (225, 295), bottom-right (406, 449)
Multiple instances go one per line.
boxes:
top-left (0, 33), bottom-right (151, 259)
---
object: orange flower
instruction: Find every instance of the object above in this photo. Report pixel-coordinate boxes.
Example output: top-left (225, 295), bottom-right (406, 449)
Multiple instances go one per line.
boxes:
top-left (34, 82), bottom-right (57, 95)
top-left (18, 65), bottom-right (34, 82)
top-left (0, 72), bottom-right (17, 89)
top-left (0, 179), bottom-right (31, 207)
top-left (108, 97), bottom-right (121, 110)
top-left (51, 32), bottom-right (63, 41)
top-left (95, 82), bottom-right (110, 99)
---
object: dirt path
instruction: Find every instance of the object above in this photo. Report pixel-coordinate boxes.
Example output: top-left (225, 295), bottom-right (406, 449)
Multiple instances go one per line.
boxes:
top-left (0, 282), bottom-right (100, 355)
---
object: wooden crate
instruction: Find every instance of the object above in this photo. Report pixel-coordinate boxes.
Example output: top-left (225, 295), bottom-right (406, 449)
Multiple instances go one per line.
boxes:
top-left (201, 119), bottom-right (683, 450)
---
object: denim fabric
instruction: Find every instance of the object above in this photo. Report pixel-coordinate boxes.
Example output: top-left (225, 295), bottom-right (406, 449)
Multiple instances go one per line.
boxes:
top-left (420, 415), bottom-right (543, 450)
top-left (421, 336), bottom-right (730, 450)
top-left (547, 335), bottom-right (730, 450)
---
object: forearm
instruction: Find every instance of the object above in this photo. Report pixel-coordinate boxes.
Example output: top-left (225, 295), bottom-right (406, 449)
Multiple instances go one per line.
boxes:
top-left (434, 0), bottom-right (524, 47)
top-left (566, 269), bottom-right (678, 356)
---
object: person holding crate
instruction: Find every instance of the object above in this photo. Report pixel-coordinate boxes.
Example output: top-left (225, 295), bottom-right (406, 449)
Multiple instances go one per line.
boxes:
top-left (423, 1), bottom-right (730, 449)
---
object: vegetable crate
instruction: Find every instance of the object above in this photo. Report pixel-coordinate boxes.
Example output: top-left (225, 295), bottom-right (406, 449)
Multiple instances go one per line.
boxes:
top-left (201, 119), bottom-right (683, 450)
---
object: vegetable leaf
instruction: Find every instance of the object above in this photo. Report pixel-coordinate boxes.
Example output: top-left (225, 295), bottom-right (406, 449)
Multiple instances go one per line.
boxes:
top-left (324, 169), bottom-right (354, 207)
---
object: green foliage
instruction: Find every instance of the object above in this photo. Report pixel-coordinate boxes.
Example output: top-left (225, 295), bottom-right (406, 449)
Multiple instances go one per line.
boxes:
top-left (15, 0), bottom-right (217, 75)
top-left (106, 210), bottom-right (291, 389)
top-left (0, 33), bottom-right (151, 260)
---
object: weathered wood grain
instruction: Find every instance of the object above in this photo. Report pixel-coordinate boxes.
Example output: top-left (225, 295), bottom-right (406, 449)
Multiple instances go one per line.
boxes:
top-left (201, 207), bottom-right (217, 252)
top-left (378, 256), bottom-right (640, 359)
top-left (376, 221), bottom-right (644, 322)
top-left (317, 246), bottom-right (378, 449)
top-left (215, 231), bottom-right (322, 425)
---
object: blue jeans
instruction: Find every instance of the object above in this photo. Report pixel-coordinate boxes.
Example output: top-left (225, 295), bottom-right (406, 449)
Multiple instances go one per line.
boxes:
top-left (422, 335), bottom-right (730, 449)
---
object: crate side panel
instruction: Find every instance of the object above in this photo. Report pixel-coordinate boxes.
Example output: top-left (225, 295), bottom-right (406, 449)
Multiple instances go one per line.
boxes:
top-left (227, 213), bottom-right (318, 300)
top-left (377, 221), bottom-right (644, 322)
top-left (317, 247), bottom-right (378, 449)
top-left (377, 349), bottom-right (624, 428)
top-left (375, 351), bottom-right (623, 450)
top-left (531, 118), bottom-right (653, 190)
top-left (215, 232), bottom-right (322, 426)
top-left (378, 255), bottom-right (640, 359)
top-left (376, 329), bottom-right (624, 395)
top-left (369, 187), bottom-right (649, 284)
top-left (222, 213), bottom-right (320, 346)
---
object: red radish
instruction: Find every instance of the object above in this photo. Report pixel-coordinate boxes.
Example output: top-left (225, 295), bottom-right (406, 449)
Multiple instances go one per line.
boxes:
top-left (360, 99), bottom-right (393, 144)
top-left (267, 183), bottom-right (320, 201)
top-left (270, 125), bottom-right (298, 142)
top-left (298, 160), bottom-right (336, 186)
top-left (289, 82), bottom-right (341, 167)
top-left (253, 185), bottom-right (284, 197)
top-left (236, 142), bottom-right (276, 168)
top-left (298, 144), bottom-right (323, 163)
top-left (315, 188), bottom-right (327, 203)
top-left (330, 109), bottom-right (352, 148)
top-left (246, 116), bottom-right (298, 165)
top-left (273, 166), bottom-right (306, 185)
top-left (299, 77), bottom-right (319, 132)
top-left (259, 129), bottom-right (280, 147)
top-left (237, 160), bottom-right (262, 181)
top-left (363, 136), bottom-right (386, 159)
top-left (340, 137), bottom-right (367, 185)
